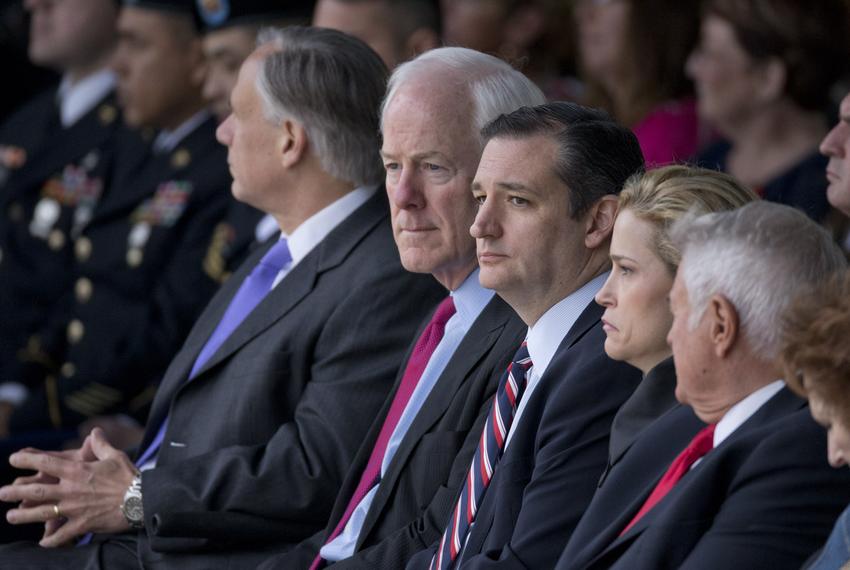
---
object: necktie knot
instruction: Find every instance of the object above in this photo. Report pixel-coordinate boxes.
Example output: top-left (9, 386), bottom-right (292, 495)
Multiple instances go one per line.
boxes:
top-left (259, 238), bottom-right (292, 272)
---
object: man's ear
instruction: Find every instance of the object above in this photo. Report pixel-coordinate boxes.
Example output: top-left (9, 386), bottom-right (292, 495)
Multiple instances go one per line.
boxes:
top-left (404, 27), bottom-right (441, 60)
top-left (707, 294), bottom-right (740, 358)
top-left (585, 195), bottom-right (619, 249)
top-left (279, 119), bottom-right (308, 169)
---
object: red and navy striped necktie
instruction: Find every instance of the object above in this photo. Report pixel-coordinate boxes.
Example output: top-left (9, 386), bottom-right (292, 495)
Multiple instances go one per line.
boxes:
top-left (430, 342), bottom-right (533, 570)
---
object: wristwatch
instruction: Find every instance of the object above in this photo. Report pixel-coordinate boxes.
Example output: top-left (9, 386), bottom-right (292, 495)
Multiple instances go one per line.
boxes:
top-left (121, 473), bottom-right (144, 529)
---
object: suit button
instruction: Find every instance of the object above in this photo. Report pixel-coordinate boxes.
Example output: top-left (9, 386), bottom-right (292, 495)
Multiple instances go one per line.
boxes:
top-left (61, 362), bottom-right (76, 378)
top-left (75, 277), bottom-right (93, 303)
top-left (67, 319), bottom-right (84, 344)
top-left (75, 237), bottom-right (92, 261)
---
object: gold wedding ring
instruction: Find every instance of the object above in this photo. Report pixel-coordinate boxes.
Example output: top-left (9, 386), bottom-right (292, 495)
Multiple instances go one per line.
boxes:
top-left (52, 504), bottom-right (62, 519)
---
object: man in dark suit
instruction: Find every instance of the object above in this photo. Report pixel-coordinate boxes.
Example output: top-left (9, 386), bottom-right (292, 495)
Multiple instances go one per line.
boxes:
top-left (557, 202), bottom-right (850, 570)
top-left (0, 26), bottom-right (443, 568)
top-left (406, 102), bottom-right (645, 569)
top-left (0, 0), bottom-right (123, 434)
top-left (260, 47), bottom-right (545, 570)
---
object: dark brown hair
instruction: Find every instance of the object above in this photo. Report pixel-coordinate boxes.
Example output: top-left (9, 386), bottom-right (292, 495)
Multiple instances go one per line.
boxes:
top-left (705, 0), bottom-right (850, 111)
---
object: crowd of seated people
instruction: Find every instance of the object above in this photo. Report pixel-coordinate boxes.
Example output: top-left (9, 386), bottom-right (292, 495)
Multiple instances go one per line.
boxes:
top-left (0, 0), bottom-right (847, 568)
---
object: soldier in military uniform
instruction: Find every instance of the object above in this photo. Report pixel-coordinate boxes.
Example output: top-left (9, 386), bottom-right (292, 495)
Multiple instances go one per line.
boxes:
top-left (197, 0), bottom-right (315, 284)
top-left (1, 0), bottom-right (232, 437)
top-left (0, 0), bottom-right (127, 435)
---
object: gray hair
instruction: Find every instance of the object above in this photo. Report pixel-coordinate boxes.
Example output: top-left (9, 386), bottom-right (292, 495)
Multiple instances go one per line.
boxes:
top-left (670, 201), bottom-right (847, 359)
top-left (254, 26), bottom-right (388, 186)
top-left (380, 47), bottom-right (546, 146)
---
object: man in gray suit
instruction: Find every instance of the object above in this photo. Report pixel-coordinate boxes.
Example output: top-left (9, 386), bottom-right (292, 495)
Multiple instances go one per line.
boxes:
top-left (260, 47), bottom-right (545, 570)
top-left (0, 26), bottom-right (443, 568)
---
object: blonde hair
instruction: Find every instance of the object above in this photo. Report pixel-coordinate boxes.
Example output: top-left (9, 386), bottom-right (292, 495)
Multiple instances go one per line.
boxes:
top-left (618, 165), bottom-right (758, 273)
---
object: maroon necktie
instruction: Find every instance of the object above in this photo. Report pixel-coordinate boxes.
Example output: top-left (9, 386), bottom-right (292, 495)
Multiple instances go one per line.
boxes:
top-left (311, 296), bottom-right (457, 570)
top-left (620, 423), bottom-right (716, 536)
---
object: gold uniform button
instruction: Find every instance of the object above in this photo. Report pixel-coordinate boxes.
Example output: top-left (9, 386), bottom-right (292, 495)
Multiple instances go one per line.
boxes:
top-left (48, 229), bottom-right (65, 251)
top-left (75, 277), bottom-right (93, 303)
top-left (75, 237), bottom-right (92, 261)
top-left (67, 319), bottom-right (85, 344)
top-left (60, 362), bottom-right (76, 378)
top-left (126, 248), bottom-right (143, 267)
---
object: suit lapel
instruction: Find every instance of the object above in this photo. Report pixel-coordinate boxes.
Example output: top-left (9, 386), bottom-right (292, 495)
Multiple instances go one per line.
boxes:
top-left (188, 189), bottom-right (388, 382)
top-left (357, 296), bottom-right (513, 542)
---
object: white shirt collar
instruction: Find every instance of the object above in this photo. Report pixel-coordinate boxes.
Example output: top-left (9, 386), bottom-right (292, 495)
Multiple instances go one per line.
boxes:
top-left (57, 69), bottom-right (116, 128)
top-left (714, 379), bottom-right (785, 448)
top-left (286, 185), bottom-right (378, 266)
top-left (450, 268), bottom-right (495, 328)
top-left (152, 110), bottom-right (211, 154)
top-left (525, 271), bottom-right (609, 379)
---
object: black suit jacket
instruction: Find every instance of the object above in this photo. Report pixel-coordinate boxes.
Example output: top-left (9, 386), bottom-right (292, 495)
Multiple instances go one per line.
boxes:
top-left (598, 356), bottom-right (678, 487)
top-left (408, 300), bottom-right (642, 570)
top-left (264, 295), bottom-right (527, 569)
top-left (122, 190), bottom-right (445, 567)
top-left (559, 387), bottom-right (850, 570)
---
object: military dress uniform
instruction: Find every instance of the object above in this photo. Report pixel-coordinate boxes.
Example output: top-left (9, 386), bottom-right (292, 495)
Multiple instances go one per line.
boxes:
top-left (202, 200), bottom-right (267, 284)
top-left (0, 85), bottom-right (128, 395)
top-left (9, 112), bottom-right (232, 432)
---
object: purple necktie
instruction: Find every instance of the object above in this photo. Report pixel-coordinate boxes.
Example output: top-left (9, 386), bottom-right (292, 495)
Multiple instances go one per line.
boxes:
top-left (135, 238), bottom-right (292, 467)
top-left (311, 296), bottom-right (457, 570)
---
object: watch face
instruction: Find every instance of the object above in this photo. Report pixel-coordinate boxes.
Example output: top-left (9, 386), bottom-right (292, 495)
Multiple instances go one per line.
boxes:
top-left (123, 496), bottom-right (144, 522)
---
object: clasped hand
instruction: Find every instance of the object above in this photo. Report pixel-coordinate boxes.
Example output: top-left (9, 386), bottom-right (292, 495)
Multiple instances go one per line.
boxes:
top-left (0, 427), bottom-right (137, 547)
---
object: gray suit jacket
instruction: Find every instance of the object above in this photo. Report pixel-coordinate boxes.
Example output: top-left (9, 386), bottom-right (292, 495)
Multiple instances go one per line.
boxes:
top-left (118, 190), bottom-right (443, 566)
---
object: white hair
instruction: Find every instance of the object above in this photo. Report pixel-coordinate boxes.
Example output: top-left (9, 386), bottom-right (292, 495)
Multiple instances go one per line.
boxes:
top-left (670, 201), bottom-right (847, 359)
top-left (380, 47), bottom-right (546, 144)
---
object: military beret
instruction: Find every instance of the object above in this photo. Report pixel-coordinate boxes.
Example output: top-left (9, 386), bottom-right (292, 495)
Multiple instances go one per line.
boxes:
top-left (195, 0), bottom-right (315, 31)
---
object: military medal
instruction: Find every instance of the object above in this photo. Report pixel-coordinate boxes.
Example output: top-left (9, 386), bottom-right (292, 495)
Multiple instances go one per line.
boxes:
top-left (30, 198), bottom-right (61, 239)
top-left (127, 222), bottom-right (151, 267)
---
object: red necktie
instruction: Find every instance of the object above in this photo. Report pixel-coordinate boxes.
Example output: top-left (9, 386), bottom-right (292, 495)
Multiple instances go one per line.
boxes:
top-left (311, 296), bottom-right (457, 570)
top-left (620, 423), bottom-right (716, 536)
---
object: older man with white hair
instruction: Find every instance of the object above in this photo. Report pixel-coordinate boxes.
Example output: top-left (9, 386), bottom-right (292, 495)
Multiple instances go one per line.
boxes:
top-left (261, 46), bottom-right (545, 570)
top-left (558, 201), bottom-right (850, 570)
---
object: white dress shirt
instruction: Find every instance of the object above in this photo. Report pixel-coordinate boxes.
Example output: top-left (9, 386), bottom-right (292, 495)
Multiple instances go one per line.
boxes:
top-left (690, 379), bottom-right (785, 470)
top-left (270, 185), bottom-right (377, 288)
top-left (505, 272), bottom-right (608, 449)
top-left (57, 69), bottom-right (116, 128)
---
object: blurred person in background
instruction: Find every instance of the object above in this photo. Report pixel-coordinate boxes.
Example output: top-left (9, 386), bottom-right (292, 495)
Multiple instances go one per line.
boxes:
top-left (592, 165), bottom-right (756, 487)
top-left (573, 0), bottom-right (702, 167)
top-left (195, 0), bottom-right (314, 286)
top-left (313, 0), bottom-right (440, 69)
top-left (0, 0), bottom-right (57, 121)
top-left (781, 271), bottom-right (850, 570)
top-left (690, 0), bottom-right (850, 222)
top-left (0, 0), bottom-right (231, 443)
